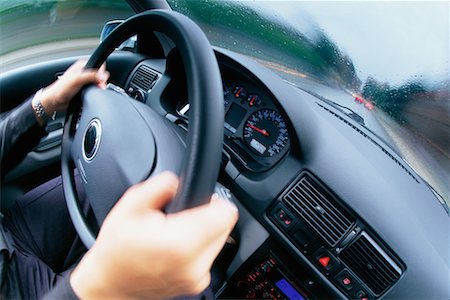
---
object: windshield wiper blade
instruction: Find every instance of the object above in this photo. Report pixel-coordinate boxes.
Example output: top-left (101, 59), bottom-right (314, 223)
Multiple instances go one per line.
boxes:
top-left (284, 80), bottom-right (366, 125)
top-left (324, 100), bottom-right (365, 126)
top-left (312, 95), bottom-right (366, 126)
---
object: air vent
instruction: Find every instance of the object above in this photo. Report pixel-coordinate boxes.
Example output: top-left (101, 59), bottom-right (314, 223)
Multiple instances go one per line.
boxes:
top-left (282, 174), bottom-right (355, 246)
top-left (130, 65), bottom-right (159, 91)
top-left (339, 232), bottom-right (402, 295)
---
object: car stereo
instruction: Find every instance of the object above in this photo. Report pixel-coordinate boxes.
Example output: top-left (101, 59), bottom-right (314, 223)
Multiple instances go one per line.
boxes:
top-left (217, 239), bottom-right (331, 299)
top-left (219, 254), bottom-right (308, 299)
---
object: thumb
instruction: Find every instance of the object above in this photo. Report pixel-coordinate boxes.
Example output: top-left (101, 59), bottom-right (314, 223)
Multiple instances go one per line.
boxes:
top-left (116, 172), bottom-right (179, 213)
top-left (167, 195), bottom-right (238, 249)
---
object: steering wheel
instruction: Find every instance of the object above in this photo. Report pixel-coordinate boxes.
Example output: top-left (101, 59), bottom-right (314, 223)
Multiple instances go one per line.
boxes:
top-left (61, 10), bottom-right (224, 249)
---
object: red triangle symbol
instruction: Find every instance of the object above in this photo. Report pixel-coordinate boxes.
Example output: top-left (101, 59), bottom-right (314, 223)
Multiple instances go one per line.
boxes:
top-left (319, 256), bottom-right (331, 267)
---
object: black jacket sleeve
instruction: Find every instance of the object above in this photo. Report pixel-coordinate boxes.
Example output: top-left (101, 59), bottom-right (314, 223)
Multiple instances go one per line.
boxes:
top-left (0, 96), bottom-right (47, 178)
top-left (43, 273), bottom-right (79, 300)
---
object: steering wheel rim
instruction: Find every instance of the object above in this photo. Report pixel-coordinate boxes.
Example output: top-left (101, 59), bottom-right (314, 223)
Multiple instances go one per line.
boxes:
top-left (61, 10), bottom-right (224, 248)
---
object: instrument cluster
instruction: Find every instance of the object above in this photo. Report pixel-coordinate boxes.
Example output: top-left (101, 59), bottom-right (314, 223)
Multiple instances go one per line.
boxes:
top-left (220, 66), bottom-right (290, 172)
top-left (175, 64), bottom-right (291, 172)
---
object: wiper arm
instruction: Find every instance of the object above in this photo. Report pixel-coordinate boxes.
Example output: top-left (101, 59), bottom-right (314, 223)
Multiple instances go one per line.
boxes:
top-left (321, 98), bottom-right (365, 126)
top-left (284, 80), bottom-right (366, 125)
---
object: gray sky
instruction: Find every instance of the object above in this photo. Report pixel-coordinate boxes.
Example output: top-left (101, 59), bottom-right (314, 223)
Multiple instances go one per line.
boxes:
top-left (243, 1), bottom-right (449, 87)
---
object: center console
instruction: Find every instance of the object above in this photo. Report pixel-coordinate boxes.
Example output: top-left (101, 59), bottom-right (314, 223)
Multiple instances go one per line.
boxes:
top-left (217, 239), bottom-right (333, 299)
top-left (218, 171), bottom-right (404, 300)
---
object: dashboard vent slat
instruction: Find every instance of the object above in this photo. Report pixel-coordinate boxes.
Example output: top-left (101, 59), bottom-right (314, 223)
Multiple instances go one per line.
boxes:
top-left (301, 180), bottom-right (351, 232)
top-left (339, 232), bottom-right (402, 295)
top-left (130, 65), bottom-right (159, 91)
top-left (289, 190), bottom-right (343, 240)
top-left (283, 174), bottom-right (355, 246)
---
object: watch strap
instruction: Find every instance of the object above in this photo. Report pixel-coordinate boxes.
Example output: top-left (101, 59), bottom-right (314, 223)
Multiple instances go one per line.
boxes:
top-left (32, 89), bottom-right (56, 122)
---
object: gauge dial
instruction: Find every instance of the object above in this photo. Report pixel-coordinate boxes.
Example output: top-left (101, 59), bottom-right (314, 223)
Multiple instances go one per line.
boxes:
top-left (247, 94), bottom-right (262, 107)
top-left (243, 109), bottom-right (289, 157)
top-left (233, 86), bottom-right (247, 99)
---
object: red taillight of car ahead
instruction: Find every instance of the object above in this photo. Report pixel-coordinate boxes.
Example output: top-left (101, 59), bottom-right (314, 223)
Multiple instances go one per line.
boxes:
top-left (354, 95), bottom-right (364, 103)
top-left (365, 101), bottom-right (374, 110)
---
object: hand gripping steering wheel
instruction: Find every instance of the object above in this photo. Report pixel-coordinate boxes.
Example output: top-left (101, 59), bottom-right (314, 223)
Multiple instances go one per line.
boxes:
top-left (61, 10), bottom-right (224, 248)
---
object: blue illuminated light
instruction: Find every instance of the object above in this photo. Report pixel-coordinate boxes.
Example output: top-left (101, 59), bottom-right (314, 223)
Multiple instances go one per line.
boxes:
top-left (275, 278), bottom-right (305, 300)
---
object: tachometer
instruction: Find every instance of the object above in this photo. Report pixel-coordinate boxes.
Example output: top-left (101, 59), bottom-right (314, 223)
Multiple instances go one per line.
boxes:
top-left (243, 109), bottom-right (289, 157)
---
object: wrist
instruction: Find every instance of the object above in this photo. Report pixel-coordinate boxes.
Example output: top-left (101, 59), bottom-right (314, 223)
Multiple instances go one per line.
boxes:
top-left (32, 88), bottom-right (56, 126)
top-left (70, 249), bottom-right (112, 299)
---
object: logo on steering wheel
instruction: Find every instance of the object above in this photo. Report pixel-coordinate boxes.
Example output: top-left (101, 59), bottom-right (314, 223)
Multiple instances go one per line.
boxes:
top-left (82, 119), bottom-right (102, 161)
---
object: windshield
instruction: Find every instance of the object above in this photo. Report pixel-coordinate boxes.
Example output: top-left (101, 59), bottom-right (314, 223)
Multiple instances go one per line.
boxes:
top-left (169, 0), bottom-right (449, 207)
top-left (0, 0), bottom-right (133, 71)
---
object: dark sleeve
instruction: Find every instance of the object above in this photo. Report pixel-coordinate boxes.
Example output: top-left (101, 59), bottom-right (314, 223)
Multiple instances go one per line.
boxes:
top-left (43, 273), bottom-right (79, 300)
top-left (0, 96), bottom-right (47, 177)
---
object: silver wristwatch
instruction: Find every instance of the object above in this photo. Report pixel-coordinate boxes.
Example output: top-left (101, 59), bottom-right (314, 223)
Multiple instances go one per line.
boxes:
top-left (32, 89), bottom-right (56, 122)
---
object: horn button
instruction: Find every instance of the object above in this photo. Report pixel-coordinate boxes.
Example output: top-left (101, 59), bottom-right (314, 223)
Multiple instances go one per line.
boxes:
top-left (83, 119), bottom-right (101, 161)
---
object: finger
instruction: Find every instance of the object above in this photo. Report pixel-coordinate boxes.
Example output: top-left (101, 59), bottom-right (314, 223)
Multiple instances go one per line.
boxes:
top-left (188, 239), bottom-right (228, 289)
top-left (96, 64), bottom-right (109, 85)
top-left (97, 70), bottom-right (110, 84)
top-left (167, 196), bottom-right (238, 248)
top-left (67, 59), bottom-right (88, 74)
top-left (189, 220), bottom-right (235, 274)
top-left (71, 71), bottom-right (102, 88)
top-left (64, 60), bottom-right (107, 87)
top-left (195, 202), bottom-right (238, 260)
top-left (117, 172), bottom-right (180, 213)
top-left (189, 273), bottom-right (211, 296)
top-left (99, 63), bottom-right (106, 73)
top-left (172, 199), bottom-right (238, 283)
top-left (98, 82), bottom-right (108, 90)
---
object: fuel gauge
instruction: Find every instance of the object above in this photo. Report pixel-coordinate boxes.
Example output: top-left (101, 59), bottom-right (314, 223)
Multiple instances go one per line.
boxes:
top-left (233, 86), bottom-right (247, 99)
top-left (247, 94), bottom-right (262, 107)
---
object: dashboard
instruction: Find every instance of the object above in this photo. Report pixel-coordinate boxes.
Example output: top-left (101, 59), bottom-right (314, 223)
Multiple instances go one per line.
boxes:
top-left (2, 47), bottom-right (447, 300)
top-left (117, 48), bottom-right (449, 300)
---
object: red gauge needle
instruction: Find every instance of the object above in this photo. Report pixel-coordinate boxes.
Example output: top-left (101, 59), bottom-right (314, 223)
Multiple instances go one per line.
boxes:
top-left (235, 87), bottom-right (243, 98)
top-left (247, 123), bottom-right (270, 137)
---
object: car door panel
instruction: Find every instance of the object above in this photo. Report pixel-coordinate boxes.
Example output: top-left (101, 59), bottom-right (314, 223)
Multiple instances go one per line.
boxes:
top-left (1, 52), bottom-right (144, 189)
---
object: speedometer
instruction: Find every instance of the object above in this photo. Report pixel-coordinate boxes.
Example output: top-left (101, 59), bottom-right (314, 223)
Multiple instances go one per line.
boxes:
top-left (243, 109), bottom-right (289, 157)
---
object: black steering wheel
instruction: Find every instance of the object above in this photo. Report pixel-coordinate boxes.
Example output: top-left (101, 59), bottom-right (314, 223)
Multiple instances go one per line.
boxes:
top-left (61, 10), bottom-right (224, 248)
